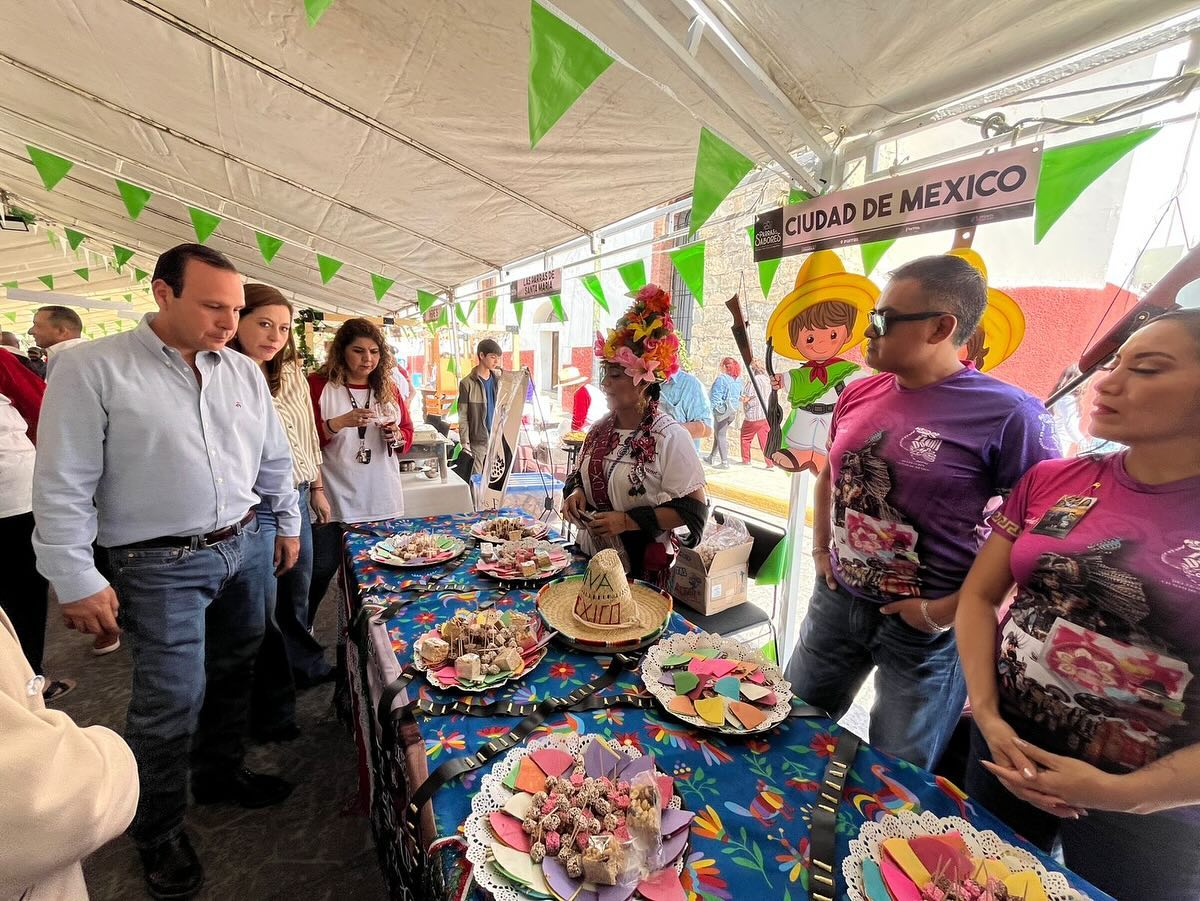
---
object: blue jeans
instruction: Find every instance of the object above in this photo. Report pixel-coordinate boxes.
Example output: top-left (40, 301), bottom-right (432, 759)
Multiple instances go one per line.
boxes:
top-left (966, 723), bottom-right (1200, 900)
top-left (109, 519), bottom-right (272, 849)
top-left (784, 578), bottom-right (966, 769)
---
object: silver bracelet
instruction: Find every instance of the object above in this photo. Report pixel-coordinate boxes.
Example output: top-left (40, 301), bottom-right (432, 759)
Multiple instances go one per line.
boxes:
top-left (920, 600), bottom-right (952, 633)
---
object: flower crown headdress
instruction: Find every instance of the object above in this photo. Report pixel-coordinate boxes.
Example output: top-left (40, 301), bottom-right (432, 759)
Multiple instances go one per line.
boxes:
top-left (593, 284), bottom-right (681, 385)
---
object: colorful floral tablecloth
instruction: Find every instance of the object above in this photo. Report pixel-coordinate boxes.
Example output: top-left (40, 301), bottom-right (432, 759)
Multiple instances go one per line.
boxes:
top-left (341, 511), bottom-right (1108, 901)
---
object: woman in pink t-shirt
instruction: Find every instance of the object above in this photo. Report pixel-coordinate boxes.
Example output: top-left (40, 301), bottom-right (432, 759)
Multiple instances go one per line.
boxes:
top-left (956, 310), bottom-right (1200, 899)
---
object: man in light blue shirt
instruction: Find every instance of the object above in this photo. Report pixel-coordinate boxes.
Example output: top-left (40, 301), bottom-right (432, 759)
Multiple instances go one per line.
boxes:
top-left (658, 369), bottom-right (713, 450)
top-left (32, 244), bottom-right (300, 900)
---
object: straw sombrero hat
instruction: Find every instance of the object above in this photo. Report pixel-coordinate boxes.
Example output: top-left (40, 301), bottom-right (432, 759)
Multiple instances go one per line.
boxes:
top-left (558, 365), bottom-right (588, 388)
top-left (766, 250), bottom-right (880, 362)
top-left (537, 549), bottom-right (672, 650)
top-left (946, 249), bottom-right (1026, 371)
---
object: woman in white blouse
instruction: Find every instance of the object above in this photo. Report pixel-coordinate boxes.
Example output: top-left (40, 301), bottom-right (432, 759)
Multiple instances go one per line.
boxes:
top-left (230, 285), bottom-right (333, 741)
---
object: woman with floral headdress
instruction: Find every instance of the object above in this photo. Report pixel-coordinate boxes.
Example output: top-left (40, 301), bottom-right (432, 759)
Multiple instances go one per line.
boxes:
top-left (562, 285), bottom-right (708, 586)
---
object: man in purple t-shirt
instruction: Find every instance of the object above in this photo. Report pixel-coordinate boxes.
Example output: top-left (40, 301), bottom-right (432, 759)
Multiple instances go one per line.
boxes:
top-left (784, 255), bottom-right (1060, 768)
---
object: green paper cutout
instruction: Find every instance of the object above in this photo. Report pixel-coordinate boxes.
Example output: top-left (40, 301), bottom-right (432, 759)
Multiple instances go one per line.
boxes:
top-left (1034, 127), bottom-right (1159, 243)
top-left (316, 254), bottom-right (343, 284)
top-left (26, 146), bottom-right (74, 190)
top-left (73, 267), bottom-right (90, 281)
top-left (527, 0), bottom-right (614, 148)
top-left (755, 535), bottom-right (792, 587)
top-left (256, 232), bottom-right (285, 264)
top-left (304, 0), bottom-right (334, 26)
top-left (188, 207), bottom-right (222, 244)
top-left (449, 441), bottom-right (462, 461)
top-left (747, 226), bottom-right (781, 300)
top-left (690, 127), bottom-right (755, 236)
top-left (417, 289), bottom-right (437, 314)
top-left (549, 294), bottom-right (566, 322)
top-left (371, 274), bottom-right (396, 302)
top-left (64, 228), bottom-right (86, 251)
top-left (787, 187), bottom-right (812, 206)
top-left (580, 273), bottom-right (608, 312)
top-left (485, 295), bottom-right (499, 324)
top-left (617, 260), bottom-right (647, 294)
top-left (860, 240), bottom-right (895, 276)
top-left (115, 179), bottom-right (153, 219)
top-left (113, 245), bottom-right (135, 268)
top-left (661, 653), bottom-right (691, 668)
top-left (448, 397), bottom-right (459, 416)
top-left (668, 241), bottom-right (705, 307)
top-left (514, 301), bottom-right (524, 327)
top-left (673, 671), bottom-right (699, 695)
top-left (38, 274), bottom-right (54, 290)
top-left (134, 267), bottom-right (150, 282)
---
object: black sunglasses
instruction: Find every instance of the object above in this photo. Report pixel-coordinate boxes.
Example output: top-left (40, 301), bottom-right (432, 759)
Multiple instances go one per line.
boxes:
top-left (867, 309), bottom-right (949, 337)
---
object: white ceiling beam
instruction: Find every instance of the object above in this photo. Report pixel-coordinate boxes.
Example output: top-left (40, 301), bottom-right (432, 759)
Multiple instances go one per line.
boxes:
top-left (617, 0), bottom-right (822, 195)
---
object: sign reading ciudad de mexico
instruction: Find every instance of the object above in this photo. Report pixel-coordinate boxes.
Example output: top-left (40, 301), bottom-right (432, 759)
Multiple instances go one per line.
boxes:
top-left (752, 143), bottom-right (1043, 261)
top-left (510, 268), bottom-right (562, 302)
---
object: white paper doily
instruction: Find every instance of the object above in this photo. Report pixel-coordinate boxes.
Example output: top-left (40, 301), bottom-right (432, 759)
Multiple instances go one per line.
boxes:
top-left (842, 810), bottom-right (1087, 901)
top-left (464, 734), bottom-right (686, 901)
top-left (640, 631), bottom-right (793, 734)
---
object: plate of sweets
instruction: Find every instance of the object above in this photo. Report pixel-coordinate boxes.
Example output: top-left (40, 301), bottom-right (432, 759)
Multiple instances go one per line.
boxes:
top-left (465, 734), bottom-right (694, 901)
top-left (413, 608), bottom-right (554, 691)
top-left (562, 430), bottom-right (588, 446)
top-left (477, 538), bottom-right (573, 581)
top-left (844, 811), bottom-right (1082, 901)
top-left (369, 531), bottom-right (467, 567)
top-left (471, 515), bottom-right (552, 542)
top-left (641, 632), bottom-right (793, 735)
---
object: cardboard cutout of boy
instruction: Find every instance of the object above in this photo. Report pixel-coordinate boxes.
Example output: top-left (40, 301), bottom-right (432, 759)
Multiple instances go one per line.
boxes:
top-left (946, 249), bottom-right (1026, 372)
top-left (764, 250), bottom-right (879, 474)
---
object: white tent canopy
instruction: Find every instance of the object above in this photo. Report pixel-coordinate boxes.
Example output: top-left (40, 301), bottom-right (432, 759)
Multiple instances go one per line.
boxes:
top-left (1, 0), bottom-right (1197, 320)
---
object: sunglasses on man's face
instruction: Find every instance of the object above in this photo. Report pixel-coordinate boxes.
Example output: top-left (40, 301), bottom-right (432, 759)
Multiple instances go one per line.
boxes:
top-left (866, 309), bottom-right (949, 337)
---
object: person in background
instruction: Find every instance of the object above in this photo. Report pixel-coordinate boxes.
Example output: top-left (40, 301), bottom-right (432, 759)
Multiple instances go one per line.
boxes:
top-left (32, 243), bottom-right (300, 900)
top-left (658, 368), bottom-right (713, 451)
top-left (2, 329), bottom-right (45, 378)
top-left (229, 285), bottom-right (334, 741)
top-left (1049, 363), bottom-right (1123, 457)
top-left (559, 365), bottom-right (606, 432)
top-left (457, 337), bottom-right (502, 476)
top-left (0, 606), bottom-right (139, 900)
top-left (740, 359), bottom-right (773, 469)
top-left (565, 284), bottom-right (708, 586)
top-left (29, 304), bottom-right (85, 376)
top-left (956, 310), bottom-right (1200, 900)
top-left (706, 356), bottom-right (743, 469)
top-left (307, 318), bottom-right (413, 631)
top-left (784, 255), bottom-right (1059, 770)
top-left (0, 348), bottom-right (75, 701)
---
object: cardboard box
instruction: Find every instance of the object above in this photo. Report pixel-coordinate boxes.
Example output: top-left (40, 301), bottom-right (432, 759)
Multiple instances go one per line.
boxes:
top-left (669, 539), bottom-right (753, 615)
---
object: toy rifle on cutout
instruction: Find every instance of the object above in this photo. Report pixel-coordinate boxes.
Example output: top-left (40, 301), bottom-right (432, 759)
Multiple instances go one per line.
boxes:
top-left (725, 293), bottom-right (783, 458)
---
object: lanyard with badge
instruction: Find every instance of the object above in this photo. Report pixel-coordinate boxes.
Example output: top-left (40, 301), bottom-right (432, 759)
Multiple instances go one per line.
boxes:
top-left (347, 386), bottom-right (372, 464)
top-left (1030, 480), bottom-right (1102, 538)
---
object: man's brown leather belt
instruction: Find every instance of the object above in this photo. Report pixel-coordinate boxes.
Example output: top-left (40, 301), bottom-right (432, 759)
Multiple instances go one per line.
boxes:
top-left (121, 509), bottom-right (256, 550)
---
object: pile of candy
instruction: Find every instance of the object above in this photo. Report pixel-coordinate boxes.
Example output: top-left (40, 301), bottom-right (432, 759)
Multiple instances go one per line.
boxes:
top-left (473, 516), bottom-right (549, 541)
top-left (416, 609), bottom-right (545, 687)
top-left (375, 530), bottom-right (460, 564)
top-left (478, 538), bottom-right (570, 579)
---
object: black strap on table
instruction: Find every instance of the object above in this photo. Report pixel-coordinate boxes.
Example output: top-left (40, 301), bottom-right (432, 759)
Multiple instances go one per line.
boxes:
top-left (807, 728), bottom-right (863, 901)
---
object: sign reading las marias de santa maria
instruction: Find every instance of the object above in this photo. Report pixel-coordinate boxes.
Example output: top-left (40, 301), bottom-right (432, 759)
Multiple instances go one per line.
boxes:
top-left (509, 267), bottom-right (562, 302)
top-left (752, 143), bottom-right (1043, 261)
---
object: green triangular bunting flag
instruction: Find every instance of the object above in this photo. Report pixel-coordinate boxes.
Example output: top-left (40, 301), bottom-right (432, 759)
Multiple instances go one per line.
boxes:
top-left (371, 274), bottom-right (395, 302)
top-left (188, 207), bottom-right (222, 244)
top-left (115, 180), bottom-right (153, 219)
top-left (447, 355), bottom-right (459, 375)
top-left (435, 306), bottom-right (449, 330)
top-left (1034, 127), bottom-right (1159, 243)
top-left (316, 254), bottom-right (343, 284)
top-left (64, 228), bottom-right (86, 251)
top-left (514, 301), bottom-right (525, 327)
top-left (581, 273), bottom-right (608, 312)
top-left (527, 0), bottom-right (614, 148)
top-left (134, 267), bottom-right (150, 282)
top-left (304, 0), bottom-right (334, 26)
top-left (549, 294), bottom-right (566, 322)
top-left (787, 187), bottom-right (812, 206)
top-left (668, 242), bottom-right (705, 307)
top-left (26, 146), bottom-right (74, 190)
top-left (73, 267), bottom-right (90, 281)
top-left (46, 229), bottom-right (58, 247)
top-left (485, 296), bottom-right (498, 324)
top-left (455, 302), bottom-right (469, 325)
top-left (417, 289), bottom-right (437, 314)
top-left (755, 535), bottom-right (792, 587)
top-left (860, 240), bottom-right (895, 276)
top-left (690, 127), bottom-right (755, 236)
top-left (113, 245), bottom-right (135, 268)
top-left (124, 294), bottom-right (134, 303)
top-left (617, 260), bottom-right (647, 294)
top-left (256, 232), bottom-right (285, 264)
top-left (2, 281), bottom-right (18, 290)
top-left (38, 274), bottom-right (54, 290)
top-left (747, 226), bottom-right (781, 300)
top-left (2, 311), bottom-right (15, 323)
